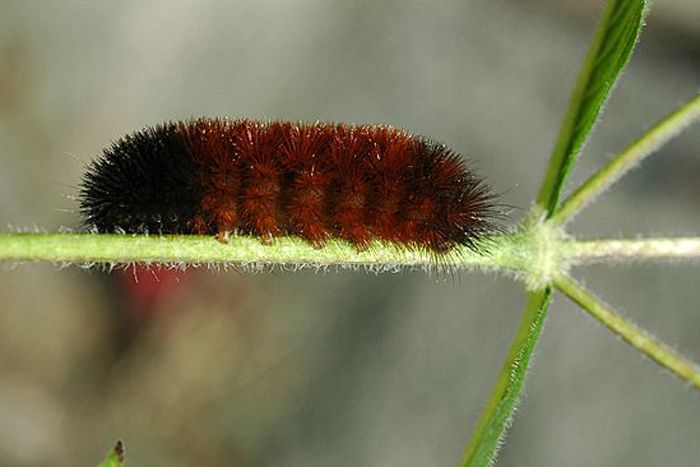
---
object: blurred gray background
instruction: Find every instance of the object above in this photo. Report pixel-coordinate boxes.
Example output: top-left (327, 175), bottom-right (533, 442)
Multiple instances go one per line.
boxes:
top-left (0, 0), bottom-right (698, 466)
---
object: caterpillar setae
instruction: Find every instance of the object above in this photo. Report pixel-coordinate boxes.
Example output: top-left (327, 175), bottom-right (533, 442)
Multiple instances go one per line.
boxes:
top-left (79, 118), bottom-right (499, 255)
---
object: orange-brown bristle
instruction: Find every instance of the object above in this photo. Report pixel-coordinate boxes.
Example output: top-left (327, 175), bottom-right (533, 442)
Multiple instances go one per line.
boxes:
top-left (79, 118), bottom-right (500, 255)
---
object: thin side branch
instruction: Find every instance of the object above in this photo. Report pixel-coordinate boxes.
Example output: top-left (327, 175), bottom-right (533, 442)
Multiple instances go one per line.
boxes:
top-left (553, 93), bottom-right (700, 225)
top-left (554, 274), bottom-right (700, 390)
top-left (561, 237), bottom-right (700, 263)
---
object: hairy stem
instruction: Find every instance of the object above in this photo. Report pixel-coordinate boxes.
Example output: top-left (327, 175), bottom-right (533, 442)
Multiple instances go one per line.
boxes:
top-left (461, 288), bottom-right (553, 467)
top-left (2, 233), bottom-right (699, 272)
top-left (561, 237), bottom-right (700, 263)
top-left (554, 274), bottom-right (700, 389)
top-left (553, 93), bottom-right (700, 224)
top-left (0, 232), bottom-right (530, 271)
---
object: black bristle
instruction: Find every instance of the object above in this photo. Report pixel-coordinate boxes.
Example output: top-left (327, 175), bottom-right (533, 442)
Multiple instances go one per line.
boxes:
top-left (79, 123), bottom-right (201, 234)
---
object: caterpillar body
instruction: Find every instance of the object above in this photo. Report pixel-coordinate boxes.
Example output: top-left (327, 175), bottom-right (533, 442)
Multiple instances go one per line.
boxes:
top-left (80, 119), bottom-right (498, 255)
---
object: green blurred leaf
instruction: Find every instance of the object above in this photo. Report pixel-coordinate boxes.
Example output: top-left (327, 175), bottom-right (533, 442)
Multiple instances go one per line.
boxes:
top-left (537, 0), bottom-right (648, 215)
top-left (97, 440), bottom-right (125, 467)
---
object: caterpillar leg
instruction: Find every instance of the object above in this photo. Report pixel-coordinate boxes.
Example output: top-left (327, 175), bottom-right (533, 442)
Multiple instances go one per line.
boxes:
top-left (215, 230), bottom-right (232, 244)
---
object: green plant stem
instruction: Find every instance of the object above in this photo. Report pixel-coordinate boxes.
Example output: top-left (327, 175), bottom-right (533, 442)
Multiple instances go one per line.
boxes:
top-left (0, 232), bottom-right (528, 270)
top-left (554, 274), bottom-right (700, 389)
top-left (561, 237), bottom-right (700, 263)
top-left (461, 288), bottom-right (553, 467)
top-left (2, 233), bottom-right (699, 271)
top-left (553, 93), bottom-right (700, 225)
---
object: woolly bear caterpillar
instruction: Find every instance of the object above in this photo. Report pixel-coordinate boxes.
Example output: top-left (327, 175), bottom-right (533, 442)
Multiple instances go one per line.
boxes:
top-left (80, 119), bottom-right (498, 255)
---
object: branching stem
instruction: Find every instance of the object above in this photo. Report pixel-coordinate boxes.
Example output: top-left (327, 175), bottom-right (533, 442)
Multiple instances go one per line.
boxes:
top-left (562, 237), bottom-right (700, 263)
top-left (554, 274), bottom-right (700, 389)
top-left (553, 93), bottom-right (700, 225)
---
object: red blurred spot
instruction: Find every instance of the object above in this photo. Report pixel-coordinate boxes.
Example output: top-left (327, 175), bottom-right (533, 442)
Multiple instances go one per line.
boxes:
top-left (118, 265), bottom-right (189, 322)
